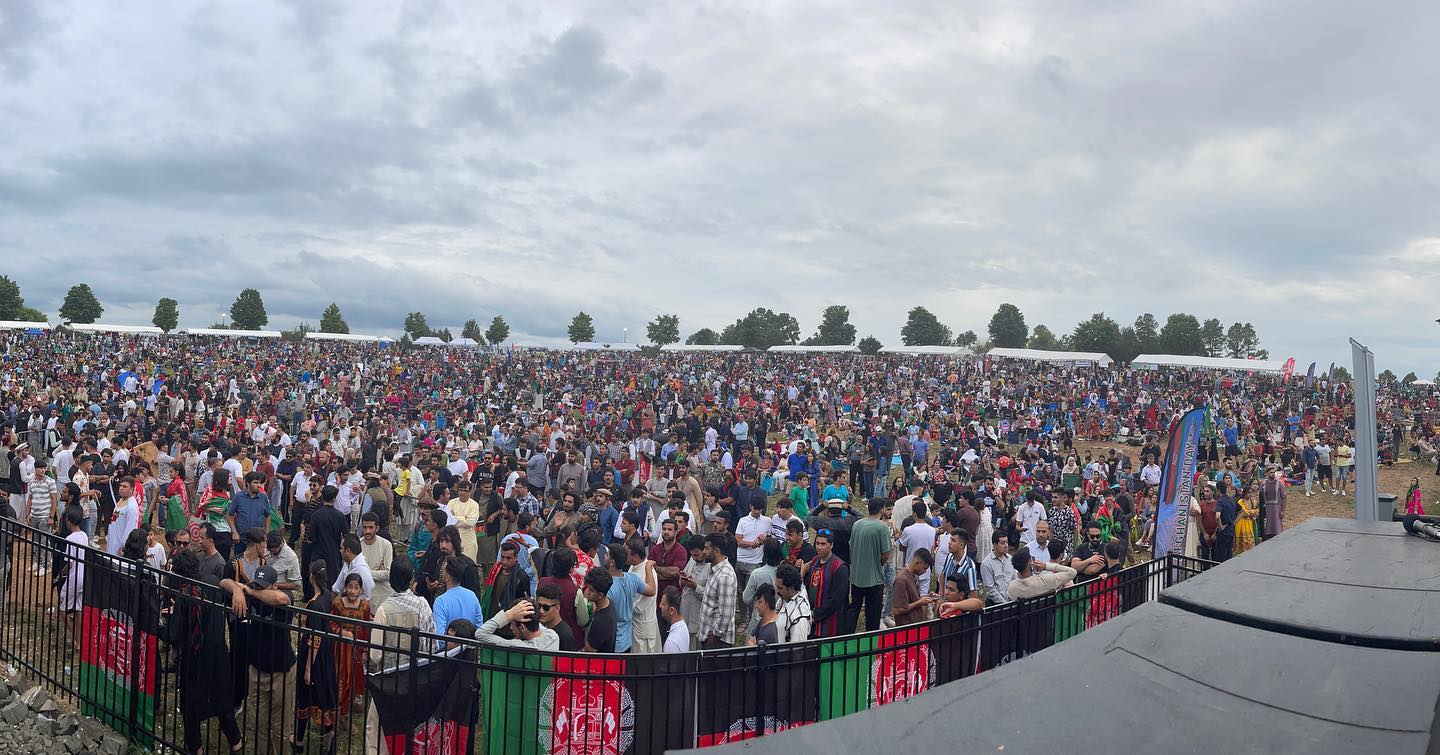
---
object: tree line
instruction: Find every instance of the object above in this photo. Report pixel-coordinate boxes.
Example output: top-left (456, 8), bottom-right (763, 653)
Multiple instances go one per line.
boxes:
top-left (0, 277), bottom-right (1288, 368)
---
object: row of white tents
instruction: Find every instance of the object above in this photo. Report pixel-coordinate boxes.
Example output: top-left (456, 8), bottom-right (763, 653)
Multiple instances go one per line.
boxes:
top-left (0, 321), bottom-right (1321, 374)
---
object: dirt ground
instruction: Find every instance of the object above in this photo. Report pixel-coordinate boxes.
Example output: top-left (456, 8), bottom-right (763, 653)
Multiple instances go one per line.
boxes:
top-left (1071, 439), bottom-right (1431, 526)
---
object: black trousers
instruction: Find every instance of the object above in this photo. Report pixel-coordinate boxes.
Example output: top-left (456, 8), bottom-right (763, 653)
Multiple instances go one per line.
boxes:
top-left (1214, 530), bottom-right (1235, 562)
top-left (182, 706), bottom-right (240, 754)
top-left (847, 584), bottom-right (884, 632)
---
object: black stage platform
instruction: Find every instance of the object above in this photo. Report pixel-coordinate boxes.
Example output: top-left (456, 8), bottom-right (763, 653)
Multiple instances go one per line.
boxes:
top-left (1160, 517), bottom-right (1440, 651)
top-left (681, 518), bottom-right (1440, 755)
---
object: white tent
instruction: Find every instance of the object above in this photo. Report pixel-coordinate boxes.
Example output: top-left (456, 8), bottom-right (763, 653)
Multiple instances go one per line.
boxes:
top-left (662, 344), bottom-right (744, 352)
top-left (182, 328), bottom-right (282, 339)
top-left (69, 323), bottom-right (164, 335)
top-left (879, 345), bottom-right (972, 356)
top-left (987, 347), bottom-right (1113, 367)
top-left (0, 320), bottom-right (49, 331)
top-left (572, 342), bottom-right (641, 351)
top-left (1410, 379), bottom-right (1435, 387)
top-left (768, 345), bottom-right (861, 353)
top-left (305, 332), bottom-right (392, 343)
top-left (1131, 354), bottom-right (1287, 374)
top-left (412, 336), bottom-right (446, 346)
top-left (446, 337), bottom-right (481, 347)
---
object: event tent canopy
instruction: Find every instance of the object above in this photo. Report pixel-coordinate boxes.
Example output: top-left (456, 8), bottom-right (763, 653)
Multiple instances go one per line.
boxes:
top-left (412, 336), bottom-right (446, 345)
top-left (182, 328), bottom-right (282, 339)
top-left (986, 347), bottom-right (1113, 367)
top-left (446, 337), bottom-right (481, 347)
top-left (572, 342), bottom-right (641, 351)
top-left (767, 345), bottom-right (860, 353)
top-left (662, 344), bottom-right (745, 352)
top-left (304, 332), bottom-right (393, 343)
top-left (1411, 379), bottom-right (1435, 387)
top-left (68, 323), bottom-right (163, 335)
top-left (878, 345), bottom-right (972, 356)
top-left (0, 320), bottom-right (50, 331)
top-left (1131, 354), bottom-right (1287, 373)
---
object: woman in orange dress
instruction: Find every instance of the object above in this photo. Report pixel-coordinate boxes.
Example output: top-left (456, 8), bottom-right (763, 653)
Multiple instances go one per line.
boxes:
top-left (332, 573), bottom-right (372, 714)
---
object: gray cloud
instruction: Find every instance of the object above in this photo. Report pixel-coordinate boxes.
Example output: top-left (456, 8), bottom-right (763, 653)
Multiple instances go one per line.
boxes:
top-left (0, 0), bottom-right (52, 80)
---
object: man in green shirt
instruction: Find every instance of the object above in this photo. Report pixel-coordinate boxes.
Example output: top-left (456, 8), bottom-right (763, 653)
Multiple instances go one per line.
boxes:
top-left (788, 472), bottom-right (810, 518)
top-left (846, 497), bottom-right (892, 631)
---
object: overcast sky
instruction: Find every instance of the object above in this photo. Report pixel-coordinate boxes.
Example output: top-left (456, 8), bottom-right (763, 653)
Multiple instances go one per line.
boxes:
top-left (1, 1), bottom-right (1436, 372)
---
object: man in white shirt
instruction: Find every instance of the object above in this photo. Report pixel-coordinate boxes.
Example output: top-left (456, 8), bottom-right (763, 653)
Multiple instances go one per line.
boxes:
top-left (106, 478), bottom-right (141, 556)
top-left (332, 534), bottom-right (376, 599)
top-left (734, 499), bottom-right (770, 590)
top-left (1022, 520), bottom-right (1054, 567)
top-left (660, 587), bottom-right (689, 653)
top-left (446, 450), bottom-right (468, 481)
top-left (896, 500), bottom-right (938, 595)
top-left (1140, 460), bottom-right (1162, 488)
top-left (53, 439), bottom-right (76, 485)
top-left (359, 514), bottom-right (394, 606)
top-left (1014, 494), bottom-right (1048, 540)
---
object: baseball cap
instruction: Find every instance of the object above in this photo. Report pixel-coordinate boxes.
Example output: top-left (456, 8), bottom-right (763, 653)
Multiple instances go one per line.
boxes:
top-left (250, 565), bottom-right (279, 589)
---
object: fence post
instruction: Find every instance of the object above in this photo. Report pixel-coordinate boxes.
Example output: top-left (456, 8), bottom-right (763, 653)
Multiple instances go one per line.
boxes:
top-left (126, 563), bottom-right (144, 744)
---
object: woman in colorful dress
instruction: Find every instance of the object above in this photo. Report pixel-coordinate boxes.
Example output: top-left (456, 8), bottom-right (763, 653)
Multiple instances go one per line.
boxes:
top-left (1406, 478), bottom-right (1425, 515)
top-left (1232, 483), bottom-right (1258, 556)
top-left (332, 573), bottom-right (372, 715)
top-left (293, 561), bottom-right (339, 753)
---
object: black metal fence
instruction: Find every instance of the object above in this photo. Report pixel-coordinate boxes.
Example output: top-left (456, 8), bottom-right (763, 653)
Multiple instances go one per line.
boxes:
top-left (0, 517), bottom-right (1212, 754)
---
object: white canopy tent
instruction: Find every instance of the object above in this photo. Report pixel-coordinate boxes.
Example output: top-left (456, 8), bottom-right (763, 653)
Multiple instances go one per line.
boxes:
top-left (662, 344), bottom-right (745, 352)
top-left (182, 328), bottom-right (282, 339)
top-left (1410, 379), bottom-right (1435, 387)
top-left (879, 345), bottom-right (972, 356)
top-left (1131, 354), bottom-right (1287, 374)
top-left (68, 323), bottom-right (163, 335)
top-left (0, 320), bottom-right (49, 331)
top-left (305, 332), bottom-right (393, 343)
top-left (446, 337), bottom-right (481, 347)
top-left (572, 342), bottom-right (641, 351)
top-left (768, 345), bottom-right (860, 353)
top-left (412, 336), bottom-right (446, 346)
top-left (987, 347), bottom-right (1113, 367)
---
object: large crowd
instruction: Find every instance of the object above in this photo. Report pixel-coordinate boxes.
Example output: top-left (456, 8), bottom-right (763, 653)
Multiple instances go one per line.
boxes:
top-left (0, 329), bottom-right (1434, 753)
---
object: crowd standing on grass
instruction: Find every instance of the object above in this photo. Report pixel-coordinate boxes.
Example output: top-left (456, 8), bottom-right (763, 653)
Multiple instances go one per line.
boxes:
top-left (0, 330), bottom-right (1436, 751)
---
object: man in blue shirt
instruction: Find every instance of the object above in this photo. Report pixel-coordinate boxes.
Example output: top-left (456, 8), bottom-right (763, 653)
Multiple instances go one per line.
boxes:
top-left (432, 556), bottom-right (482, 644)
top-left (227, 472), bottom-right (276, 557)
top-left (603, 542), bottom-right (656, 652)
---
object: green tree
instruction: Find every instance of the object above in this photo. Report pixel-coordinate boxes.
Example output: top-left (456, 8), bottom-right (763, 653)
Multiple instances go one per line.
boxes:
top-left (646, 314), bottom-right (681, 347)
top-left (0, 276), bottom-right (25, 320)
top-left (402, 312), bottom-right (433, 339)
top-left (485, 316), bottom-right (510, 346)
top-left (686, 328), bottom-right (720, 346)
top-left (1027, 324), bottom-right (1061, 351)
top-left (152, 297), bottom-right (179, 332)
top-left (858, 335), bottom-right (883, 355)
top-left (1068, 312), bottom-right (1122, 356)
top-left (229, 288), bottom-right (268, 329)
top-left (1158, 313), bottom-right (1205, 355)
top-left (1402, 371), bottom-right (1419, 385)
top-left (1200, 318), bottom-right (1226, 357)
top-left (719, 308), bottom-right (801, 350)
top-left (900, 306), bottom-right (951, 346)
top-left (1114, 326), bottom-right (1145, 365)
top-left (59, 283), bottom-right (103, 324)
top-left (1332, 366), bottom-right (1352, 382)
top-left (953, 330), bottom-right (978, 349)
top-left (987, 303), bottom-right (1027, 349)
top-left (1378, 369), bottom-right (1398, 386)
top-left (805, 305), bottom-right (857, 346)
top-left (15, 307), bottom-right (45, 322)
top-left (319, 303), bottom-right (349, 334)
top-left (435, 327), bottom-right (454, 342)
top-left (1133, 313), bottom-right (1159, 353)
top-left (568, 311), bottom-right (596, 343)
top-left (280, 322), bottom-right (313, 343)
top-left (1224, 322), bottom-right (1262, 358)
top-left (461, 319), bottom-right (485, 344)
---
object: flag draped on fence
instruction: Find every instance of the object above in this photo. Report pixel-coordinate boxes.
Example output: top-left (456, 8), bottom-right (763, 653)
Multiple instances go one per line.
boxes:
top-left (78, 553), bottom-right (160, 745)
top-left (367, 648), bottom-right (479, 754)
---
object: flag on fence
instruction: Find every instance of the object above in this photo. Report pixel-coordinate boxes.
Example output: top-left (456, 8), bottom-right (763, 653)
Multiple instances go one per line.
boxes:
top-left (78, 553), bottom-right (160, 745)
top-left (367, 648), bottom-right (478, 754)
top-left (817, 625), bottom-right (934, 720)
top-left (1153, 407), bottom-right (1206, 559)
top-left (697, 643), bottom-right (816, 745)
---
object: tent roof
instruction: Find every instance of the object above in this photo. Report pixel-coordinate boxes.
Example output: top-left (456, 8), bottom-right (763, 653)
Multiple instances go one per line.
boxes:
top-left (767, 344), bottom-right (860, 353)
top-left (304, 332), bottom-right (392, 343)
top-left (987, 347), bottom-right (1113, 367)
top-left (446, 337), bottom-right (481, 347)
top-left (1410, 379), bottom-right (1435, 387)
top-left (412, 336), bottom-right (446, 345)
top-left (0, 320), bottom-right (50, 330)
top-left (662, 344), bottom-right (745, 352)
top-left (571, 342), bottom-right (640, 351)
top-left (878, 345), bottom-right (971, 356)
top-left (182, 328), bottom-right (282, 338)
top-left (1131, 353), bottom-right (1287, 373)
top-left (68, 323), bottom-right (164, 335)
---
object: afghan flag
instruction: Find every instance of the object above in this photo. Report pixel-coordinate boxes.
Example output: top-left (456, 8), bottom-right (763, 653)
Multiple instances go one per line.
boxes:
top-left (697, 643), bottom-right (816, 745)
top-left (817, 625), bottom-right (934, 721)
top-left (480, 650), bottom-right (685, 754)
top-left (367, 647), bottom-right (478, 754)
top-left (78, 552), bottom-right (160, 745)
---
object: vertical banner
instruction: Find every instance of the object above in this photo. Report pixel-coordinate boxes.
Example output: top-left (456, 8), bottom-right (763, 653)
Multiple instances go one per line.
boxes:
top-left (1350, 339), bottom-right (1380, 521)
top-left (1281, 357), bottom-right (1296, 381)
top-left (78, 554), bottom-right (160, 745)
top-left (1153, 408), bottom-right (1206, 559)
top-left (696, 644), bottom-right (815, 746)
top-left (1305, 362), bottom-right (1316, 387)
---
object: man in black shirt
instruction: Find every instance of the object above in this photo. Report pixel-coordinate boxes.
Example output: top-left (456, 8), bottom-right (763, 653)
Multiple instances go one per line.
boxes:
top-left (219, 564), bottom-right (295, 755)
top-left (302, 485), bottom-right (347, 601)
top-left (535, 582), bottom-right (578, 651)
top-left (581, 567), bottom-right (617, 652)
top-left (475, 475), bottom-right (503, 575)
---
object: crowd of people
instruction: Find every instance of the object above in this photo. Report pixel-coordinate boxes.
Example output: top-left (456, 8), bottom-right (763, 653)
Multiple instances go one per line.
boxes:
top-left (0, 329), bottom-right (1433, 753)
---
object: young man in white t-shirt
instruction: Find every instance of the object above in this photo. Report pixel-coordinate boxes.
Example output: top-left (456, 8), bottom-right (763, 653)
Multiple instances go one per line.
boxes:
top-left (106, 478), bottom-right (141, 557)
top-left (660, 587), bottom-right (689, 653)
top-left (897, 500), bottom-right (938, 595)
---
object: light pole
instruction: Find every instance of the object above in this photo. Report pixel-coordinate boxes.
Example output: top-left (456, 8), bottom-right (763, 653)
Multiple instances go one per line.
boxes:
top-left (623, 328), bottom-right (628, 343)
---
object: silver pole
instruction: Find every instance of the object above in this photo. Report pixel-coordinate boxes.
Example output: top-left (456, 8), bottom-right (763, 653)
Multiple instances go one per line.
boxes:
top-left (1350, 338), bottom-right (1379, 521)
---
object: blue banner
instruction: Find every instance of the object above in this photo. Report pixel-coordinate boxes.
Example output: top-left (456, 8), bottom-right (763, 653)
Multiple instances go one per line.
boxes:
top-left (1305, 362), bottom-right (1316, 387)
top-left (1153, 407), bottom-right (1205, 559)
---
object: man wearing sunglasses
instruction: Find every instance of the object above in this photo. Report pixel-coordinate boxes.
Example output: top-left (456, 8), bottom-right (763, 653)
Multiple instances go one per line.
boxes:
top-left (534, 583), bottom-right (578, 650)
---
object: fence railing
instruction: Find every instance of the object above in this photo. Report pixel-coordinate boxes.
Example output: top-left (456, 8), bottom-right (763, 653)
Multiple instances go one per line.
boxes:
top-left (0, 516), bottom-right (1212, 754)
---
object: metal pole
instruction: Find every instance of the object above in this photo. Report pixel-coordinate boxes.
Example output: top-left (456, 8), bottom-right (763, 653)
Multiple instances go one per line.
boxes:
top-left (1350, 338), bottom-right (1379, 521)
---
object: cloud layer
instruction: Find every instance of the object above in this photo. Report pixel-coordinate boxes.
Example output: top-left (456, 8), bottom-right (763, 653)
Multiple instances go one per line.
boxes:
top-left (1, 0), bottom-right (1437, 372)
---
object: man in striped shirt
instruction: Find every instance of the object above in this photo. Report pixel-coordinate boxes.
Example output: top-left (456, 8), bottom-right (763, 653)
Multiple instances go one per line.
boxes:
top-left (27, 460), bottom-right (58, 575)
